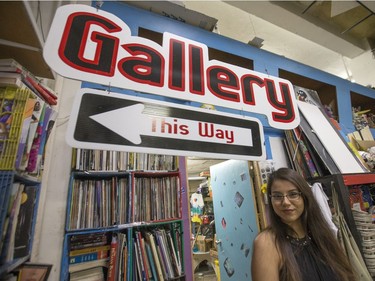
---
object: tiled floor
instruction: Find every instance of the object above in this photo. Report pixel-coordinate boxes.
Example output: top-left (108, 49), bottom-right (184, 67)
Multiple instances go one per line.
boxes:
top-left (194, 261), bottom-right (218, 281)
top-left (194, 272), bottom-right (217, 281)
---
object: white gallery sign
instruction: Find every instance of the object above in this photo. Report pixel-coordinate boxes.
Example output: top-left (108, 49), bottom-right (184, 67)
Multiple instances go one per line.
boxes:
top-left (44, 4), bottom-right (300, 130)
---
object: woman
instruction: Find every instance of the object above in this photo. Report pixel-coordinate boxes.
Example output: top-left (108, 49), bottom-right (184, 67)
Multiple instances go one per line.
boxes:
top-left (251, 167), bottom-right (355, 281)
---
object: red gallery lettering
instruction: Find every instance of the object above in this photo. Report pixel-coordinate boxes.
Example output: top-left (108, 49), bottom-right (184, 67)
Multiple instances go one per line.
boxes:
top-left (45, 5), bottom-right (300, 129)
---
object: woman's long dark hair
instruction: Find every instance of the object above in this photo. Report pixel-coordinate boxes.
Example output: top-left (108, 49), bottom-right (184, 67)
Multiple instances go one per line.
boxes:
top-left (266, 167), bottom-right (355, 281)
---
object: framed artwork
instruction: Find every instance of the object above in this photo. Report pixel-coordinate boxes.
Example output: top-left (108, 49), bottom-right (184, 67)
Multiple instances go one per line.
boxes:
top-left (293, 85), bottom-right (322, 107)
top-left (18, 263), bottom-right (52, 281)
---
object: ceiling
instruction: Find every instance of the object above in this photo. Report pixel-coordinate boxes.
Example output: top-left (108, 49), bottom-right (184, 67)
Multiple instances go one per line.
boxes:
top-left (224, 0), bottom-right (375, 58)
top-left (277, 1), bottom-right (375, 48)
top-left (125, 1), bottom-right (375, 59)
top-left (278, 1), bottom-right (375, 49)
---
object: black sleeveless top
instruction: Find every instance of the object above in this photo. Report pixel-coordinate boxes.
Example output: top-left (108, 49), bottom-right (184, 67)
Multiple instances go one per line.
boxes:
top-left (285, 235), bottom-right (341, 281)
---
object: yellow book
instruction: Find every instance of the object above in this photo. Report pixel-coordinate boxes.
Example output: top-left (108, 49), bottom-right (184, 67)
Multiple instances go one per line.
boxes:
top-left (69, 245), bottom-right (110, 257)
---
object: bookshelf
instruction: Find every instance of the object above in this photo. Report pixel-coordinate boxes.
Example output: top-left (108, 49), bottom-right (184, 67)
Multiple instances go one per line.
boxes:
top-left (60, 149), bottom-right (186, 281)
top-left (351, 91), bottom-right (375, 131)
top-left (0, 57), bottom-right (57, 279)
top-left (0, 172), bottom-right (41, 278)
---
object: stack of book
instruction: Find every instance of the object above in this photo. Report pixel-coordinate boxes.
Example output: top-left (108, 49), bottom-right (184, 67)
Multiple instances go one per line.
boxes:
top-left (68, 232), bottom-right (110, 276)
top-left (70, 267), bottom-right (105, 281)
top-left (0, 59), bottom-right (57, 106)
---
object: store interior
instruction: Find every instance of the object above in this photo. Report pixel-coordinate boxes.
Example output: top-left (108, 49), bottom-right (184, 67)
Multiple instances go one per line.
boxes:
top-left (0, 1), bottom-right (374, 281)
top-left (186, 158), bottom-right (223, 279)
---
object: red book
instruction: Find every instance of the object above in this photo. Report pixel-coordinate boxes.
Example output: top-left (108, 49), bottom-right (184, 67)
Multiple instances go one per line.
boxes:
top-left (137, 231), bottom-right (151, 280)
top-left (107, 235), bottom-right (118, 281)
top-left (25, 76), bottom-right (57, 105)
top-left (38, 83), bottom-right (58, 100)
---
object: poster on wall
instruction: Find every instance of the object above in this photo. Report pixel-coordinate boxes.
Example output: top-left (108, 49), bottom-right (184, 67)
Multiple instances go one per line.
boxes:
top-left (43, 3), bottom-right (300, 131)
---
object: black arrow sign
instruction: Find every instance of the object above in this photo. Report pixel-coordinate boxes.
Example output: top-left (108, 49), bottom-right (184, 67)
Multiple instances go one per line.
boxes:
top-left (67, 89), bottom-right (265, 160)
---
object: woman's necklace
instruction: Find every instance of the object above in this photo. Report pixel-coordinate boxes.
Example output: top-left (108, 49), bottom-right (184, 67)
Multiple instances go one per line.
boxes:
top-left (286, 234), bottom-right (312, 247)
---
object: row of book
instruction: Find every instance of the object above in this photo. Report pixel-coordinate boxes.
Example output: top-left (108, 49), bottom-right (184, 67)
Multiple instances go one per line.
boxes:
top-left (132, 227), bottom-right (183, 281)
top-left (73, 149), bottom-right (178, 172)
top-left (68, 177), bottom-right (129, 230)
top-left (68, 232), bottom-right (110, 281)
top-left (68, 174), bottom-right (181, 230)
top-left (68, 224), bottom-right (184, 281)
top-left (0, 182), bottom-right (38, 265)
top-left (133, 176), bottom-right (181, 223)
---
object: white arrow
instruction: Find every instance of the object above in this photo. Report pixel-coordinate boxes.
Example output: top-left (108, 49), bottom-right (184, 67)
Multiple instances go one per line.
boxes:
top-left (89, 104), bottom-right (254, 146)
top-left (90, 104), bottom-right (147, 144)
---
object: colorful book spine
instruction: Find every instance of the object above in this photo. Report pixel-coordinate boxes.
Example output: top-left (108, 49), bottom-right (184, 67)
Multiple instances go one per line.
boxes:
top-left (14, 97), bottom-right (36, 169)
top-left (135, 234), bottom-right (147, 281)
top-left (145, 243), bottom-right (158, 281)
top-left (24, 76), bottom-right (57, 106)
top-left (293, 127), bottom-right (319, 178)
top-left (146, 232), bottom-right (164, 281)
top-left (69, 249), bottom-right (109, 264)
top-left (70, 245), bottom-right (110, 256)
top-left (107, 234), bottom-right (118, 281)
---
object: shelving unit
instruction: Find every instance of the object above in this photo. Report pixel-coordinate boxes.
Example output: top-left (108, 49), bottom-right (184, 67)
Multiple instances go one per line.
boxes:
top-left (0, 68), bottom-right (57, 278)
top-left (309, 173), bottom-right (375, 253)
top-left (0, 172), bottom-right (41, 278)
top-left (60, 150), bottom-right (186, 281)
top-left (351, 91), bottom-right (375, 113)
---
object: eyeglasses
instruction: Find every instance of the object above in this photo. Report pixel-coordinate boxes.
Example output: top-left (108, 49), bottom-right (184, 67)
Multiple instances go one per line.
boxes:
top-left (269, 191), bottom-right (302, 203)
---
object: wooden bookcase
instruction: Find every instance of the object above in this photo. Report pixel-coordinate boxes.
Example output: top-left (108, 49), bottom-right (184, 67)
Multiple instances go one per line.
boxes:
top-left (60, 149), bottom-right (186, 281)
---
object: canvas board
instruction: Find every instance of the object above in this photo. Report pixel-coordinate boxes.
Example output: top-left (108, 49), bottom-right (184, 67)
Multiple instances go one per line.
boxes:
top-left (298, 101), bottom-right (365, 173)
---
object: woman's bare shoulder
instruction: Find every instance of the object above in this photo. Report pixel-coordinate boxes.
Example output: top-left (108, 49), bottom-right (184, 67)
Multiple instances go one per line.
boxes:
top-left (251, 229), bottom-right (281, 281)
top-left (253, 229), bottom-right (276, 248)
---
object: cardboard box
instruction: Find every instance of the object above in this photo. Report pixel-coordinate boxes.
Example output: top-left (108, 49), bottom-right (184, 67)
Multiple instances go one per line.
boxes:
top-left (196, 235), bottom-right (212, 252)
top-left (355, 140), bottom-right (375, 151)
top-left (213, 234), bottom-right (217, 250)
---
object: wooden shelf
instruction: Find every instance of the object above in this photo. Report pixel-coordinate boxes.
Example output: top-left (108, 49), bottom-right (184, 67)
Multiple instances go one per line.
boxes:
top-left (0, 1), bottom-right (54, 79)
